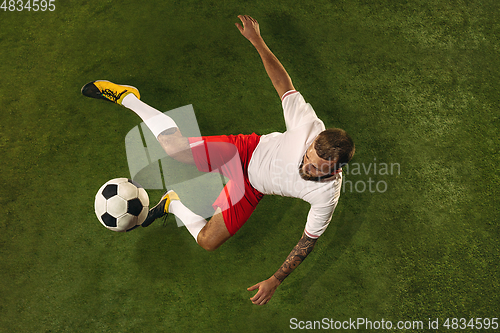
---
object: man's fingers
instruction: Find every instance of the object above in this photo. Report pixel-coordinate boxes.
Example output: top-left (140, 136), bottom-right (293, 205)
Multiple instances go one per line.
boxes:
top-left (236, 15), bottom-right (251, 34)
top-left (258, 298), bottom-right (268, 306)
top-left (248, 283), bottom-right (265, 303)
top-left (250, 289), bottom-right (262, 302)
top-left (247, 283), bottom-right (259, 291)
top-left (251, 290), bottom-right (265, 304)
top-left (248, 284), bottom-right (270, 305)
top-left (248, 286), bottom-right (272, 305)
top-left (237, 14), bottom-right (256, 25)
top-left (254, 293), bottom-right (269, 305)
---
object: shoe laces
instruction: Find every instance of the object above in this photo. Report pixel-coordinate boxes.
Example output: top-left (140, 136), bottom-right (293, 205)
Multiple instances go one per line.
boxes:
top-left (101, 88), bottom-right (126, 102)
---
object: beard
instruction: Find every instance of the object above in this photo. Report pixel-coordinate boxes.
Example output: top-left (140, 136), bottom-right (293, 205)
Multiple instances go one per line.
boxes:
top-left (298, 161), bottom-right (335, 182)
top-left (298, 162), bottom-right (319, 181)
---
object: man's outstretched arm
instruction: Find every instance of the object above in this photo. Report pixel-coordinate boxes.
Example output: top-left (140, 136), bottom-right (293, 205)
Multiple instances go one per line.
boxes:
top-left (236, 15), bottom-right (295, 99)
top-left (247, 232), bottom-right (317, 305)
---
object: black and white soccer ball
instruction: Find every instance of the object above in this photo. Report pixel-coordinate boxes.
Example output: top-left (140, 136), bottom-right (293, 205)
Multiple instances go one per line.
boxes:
top-left (94, 178), bottom-right (149, 232)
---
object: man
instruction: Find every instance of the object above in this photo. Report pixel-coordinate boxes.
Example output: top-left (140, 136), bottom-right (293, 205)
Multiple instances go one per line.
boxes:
top-left (82, 15), bottom-right (355, 305)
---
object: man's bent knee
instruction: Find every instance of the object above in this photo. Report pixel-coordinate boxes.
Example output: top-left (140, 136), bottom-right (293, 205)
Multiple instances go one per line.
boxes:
top-left (197, 231), bottom-right (227, 251)
top-left (197, 236), bottom-right (222, 252)
top-left (196, 214), bottom-right (231, 251)
top-left (157, 129), bottom-right (194, 164)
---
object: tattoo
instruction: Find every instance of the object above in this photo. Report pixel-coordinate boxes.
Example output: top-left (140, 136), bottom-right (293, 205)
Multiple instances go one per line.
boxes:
top-left (273, 233), bottom-right (317, 282)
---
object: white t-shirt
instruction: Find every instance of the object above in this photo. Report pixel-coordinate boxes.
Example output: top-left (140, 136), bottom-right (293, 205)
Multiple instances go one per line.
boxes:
top-left (248, 90), bottom-right (342, 239)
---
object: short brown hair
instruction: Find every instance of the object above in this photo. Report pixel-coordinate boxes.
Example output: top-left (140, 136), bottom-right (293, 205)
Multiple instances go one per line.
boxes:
top-left (314, 128), bottom-right (355, 169)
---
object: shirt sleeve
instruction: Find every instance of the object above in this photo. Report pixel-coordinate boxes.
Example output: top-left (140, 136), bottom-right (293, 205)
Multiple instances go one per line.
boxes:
top-left (304, 201), bottom-right (338, 239)
top-left (281, 90), bottom-right (322, 131)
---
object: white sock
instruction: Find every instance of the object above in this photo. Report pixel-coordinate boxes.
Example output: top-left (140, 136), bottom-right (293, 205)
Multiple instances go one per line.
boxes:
top-left (122, 93), bottom-right (177, 138)
top-left (168, 200), bottom-right (207, 242)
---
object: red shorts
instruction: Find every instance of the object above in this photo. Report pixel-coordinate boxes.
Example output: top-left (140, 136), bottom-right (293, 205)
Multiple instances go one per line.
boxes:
top-left (188, 133), bottom-right (264, 236)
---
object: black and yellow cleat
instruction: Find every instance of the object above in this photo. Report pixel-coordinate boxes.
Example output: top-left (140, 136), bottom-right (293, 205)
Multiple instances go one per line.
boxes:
top-left (141, 190), bottom-right (180, 227)
top-left (81, 80), bottom-right (140, 105)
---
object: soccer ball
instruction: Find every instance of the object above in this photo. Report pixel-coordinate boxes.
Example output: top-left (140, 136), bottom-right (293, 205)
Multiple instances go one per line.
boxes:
top-left (94, 178), bottom-right (149, 232)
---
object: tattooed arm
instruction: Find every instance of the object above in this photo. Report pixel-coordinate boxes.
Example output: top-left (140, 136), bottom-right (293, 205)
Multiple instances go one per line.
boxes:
top-left (273, 233), bottom-right (317, 282)
top-left (247, 232), bottom-right (318, 305)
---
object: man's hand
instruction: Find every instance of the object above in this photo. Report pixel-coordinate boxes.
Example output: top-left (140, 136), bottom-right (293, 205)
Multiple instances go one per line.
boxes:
top-left (235, 14), bottom-right (294, 98)
top-left (247, 275), bottom-right (281, 305)
top-left (247, 234), bottom-right (316, 305)
top-left (235, 15), bottom-right (262, 44)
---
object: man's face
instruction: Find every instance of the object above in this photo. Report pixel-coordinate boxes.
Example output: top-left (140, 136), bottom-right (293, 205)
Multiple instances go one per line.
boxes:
top-left (299, 140), bottom-right (336, 181)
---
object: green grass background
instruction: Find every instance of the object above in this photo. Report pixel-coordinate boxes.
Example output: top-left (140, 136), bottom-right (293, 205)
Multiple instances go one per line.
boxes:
top-left (1, 0), bottom-right (499, 332)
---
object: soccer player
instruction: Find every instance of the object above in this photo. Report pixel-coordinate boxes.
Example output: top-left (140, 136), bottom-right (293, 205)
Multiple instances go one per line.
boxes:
top-left (82, 15), bottom-right (355, 305)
